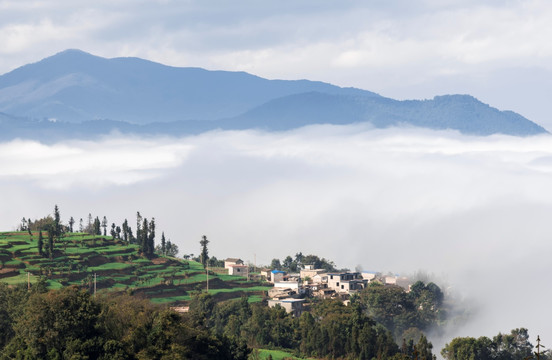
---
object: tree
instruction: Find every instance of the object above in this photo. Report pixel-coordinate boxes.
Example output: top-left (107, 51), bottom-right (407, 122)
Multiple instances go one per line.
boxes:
top-left (270, 258), bottom-right (282, 270)
top-left (147, 217), bottom-right (155, 255)
top-left (93, 217), bottom-right (101, 235)
top-left (20, 217), bottom-right (27, 231)
top-left (166, 240), bottom-right (178, 257)
top-left (160, 232), bottom-right (166, 255)
top-left (47, 227), bottom-right (54, 259)
top-left (200, 235), bottom-right (209, 268)
top-left (122, 219), bottom-right (129, 243)
top-left (87, 213), bottom-right (93, 232)
top-left (37, 231), bottom-right (44, 256)
top-left (141, 218), bottom-right (149, 255)
top-left (53, 205), bottom-right (61, 238)
top-left (79, 218), bottom-right (83, 233)
top-left (68, 216), bottom-right (75, 233)
top-left (101, 216), bottom-right (108, 236)
top-left (110, 223), bottom-right (116, 239)
top-left (136, 212), bottom-right (142, 244)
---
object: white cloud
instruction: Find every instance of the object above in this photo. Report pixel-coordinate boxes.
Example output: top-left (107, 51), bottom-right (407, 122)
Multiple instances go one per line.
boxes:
top-left (0, 137), bottom-right (193, 188)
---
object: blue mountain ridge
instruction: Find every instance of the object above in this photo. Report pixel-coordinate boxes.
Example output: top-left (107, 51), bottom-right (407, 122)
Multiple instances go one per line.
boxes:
top-left (0, 49), bottom-right (546, 140)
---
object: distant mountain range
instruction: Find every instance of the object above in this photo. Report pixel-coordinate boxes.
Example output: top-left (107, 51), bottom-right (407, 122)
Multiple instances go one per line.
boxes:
top-left (0, 49), bottom-right (546, 140)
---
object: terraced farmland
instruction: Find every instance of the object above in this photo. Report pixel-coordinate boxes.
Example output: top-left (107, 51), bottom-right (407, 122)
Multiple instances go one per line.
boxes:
top-left (0, 231), bottom-right (270, 304)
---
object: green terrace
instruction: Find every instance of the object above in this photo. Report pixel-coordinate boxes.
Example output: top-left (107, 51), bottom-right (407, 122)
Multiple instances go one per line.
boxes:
top-left (0, 231), bottom-right (271, 305)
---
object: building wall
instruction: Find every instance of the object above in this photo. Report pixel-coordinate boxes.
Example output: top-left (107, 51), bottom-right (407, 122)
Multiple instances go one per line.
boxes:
top-left (229, 265), bottom-right (249, 277)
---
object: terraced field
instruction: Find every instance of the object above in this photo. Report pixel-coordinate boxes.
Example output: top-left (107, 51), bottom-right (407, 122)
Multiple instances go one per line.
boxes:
top-left (0, 231), bottom-right (270, 304)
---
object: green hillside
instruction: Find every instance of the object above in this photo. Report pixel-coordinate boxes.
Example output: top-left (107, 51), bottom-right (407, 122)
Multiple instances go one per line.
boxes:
top-left (0, 231), bottom-right (270, 304)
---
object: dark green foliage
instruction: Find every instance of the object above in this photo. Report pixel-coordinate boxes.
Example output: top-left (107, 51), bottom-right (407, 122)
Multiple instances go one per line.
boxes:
top-left (270, 253), bottom-right (337, 272)
top-left (165, 240), bottom-right (178, 257)
top-left (359, 281), bottom-right (445, 340)
top-left (200, 235), bottom-right (209, 268)
top-left (28, 215), bottom-right (55, 232)
top-left (53, 204), bottom-right (62, 238)
top-left (93, 217), bottom-right (101, 235)
top-left (188, 290), bottom-right (413, 360)
top-left (270, 258), bottom-right (281, 270)
top-left (442, 328), bottom-right (541, 360)
top-left (47, 228), bottom-right (54, 259)
top-left (37, 231), bottom-right (44, 256)
top-left (0, 287), bottom-right (249, 360)
top-left (208, 256), bottom-right (225, 268)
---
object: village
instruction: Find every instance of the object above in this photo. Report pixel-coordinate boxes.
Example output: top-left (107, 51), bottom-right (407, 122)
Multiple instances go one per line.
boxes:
top-left (223, 257), bottom-right (413, 317)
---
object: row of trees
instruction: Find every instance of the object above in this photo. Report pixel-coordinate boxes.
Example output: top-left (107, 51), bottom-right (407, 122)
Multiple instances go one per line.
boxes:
top-left (441, 328), bottom-right (547, 360)
top-left (270, 252), bottom-right (337, 272)
top-left (20, 206), bottom-right (179, 258)
top-left (188, 291), bottom-right (436, 360)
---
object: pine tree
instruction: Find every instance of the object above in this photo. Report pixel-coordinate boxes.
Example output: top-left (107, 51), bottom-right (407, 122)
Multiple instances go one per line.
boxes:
top-left (47, 229), bottom-right (54, 259)
top-left (68, 217), bottom-right (75, 233)
top-left (93, 217), bottom-right (101, 235)
top-left (200, 235), bottom-right (209, 268)
top-left (141, 218), bottom-right (149, 255)
top-left (136, 212), bottom-right (142, 245)
top-left (122, 219), bottom-right (130, 243)
top-left (148, 218), bottom-right (155, 256)
top-left (38, 231), bottom-right (44, 256)
top-left (161, 232), bottom-right (166, 256)
top-left (110, 223), bottom-right (116, 239)
top-left (101, 216), bottom-right (108, 236)
top-left (53, 205), bottom-right (61, 238)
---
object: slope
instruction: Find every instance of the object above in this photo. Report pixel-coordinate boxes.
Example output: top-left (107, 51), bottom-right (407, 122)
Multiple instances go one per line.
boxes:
top-left (0, 49), bottom-right (374, 124)
top-left (0, 231), bottom-right (270, 305)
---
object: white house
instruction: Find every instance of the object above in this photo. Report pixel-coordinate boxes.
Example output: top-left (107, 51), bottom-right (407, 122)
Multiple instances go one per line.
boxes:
top-left (327, 272), bottom-right (368, 294)
top-left (267, 298), bottom-right (306, 317)
top-left (228, 264), bottom-right (249, 277)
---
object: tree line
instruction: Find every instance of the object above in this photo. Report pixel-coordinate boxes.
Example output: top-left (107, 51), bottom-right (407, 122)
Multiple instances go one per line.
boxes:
top-left (269, 252), bottom-right (338, 272)
top-left (18, 206), bottom-right (178, 258)
top-left (0, 282), bottom-right (247, 359)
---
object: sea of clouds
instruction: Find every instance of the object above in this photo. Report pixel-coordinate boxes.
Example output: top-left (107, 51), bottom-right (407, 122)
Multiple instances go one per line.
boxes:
top-left (1, 124), bottom-right (552, 348)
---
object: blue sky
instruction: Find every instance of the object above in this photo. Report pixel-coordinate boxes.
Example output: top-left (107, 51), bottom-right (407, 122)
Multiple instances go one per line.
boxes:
top-left (1, 0), bottom-right (552, 128)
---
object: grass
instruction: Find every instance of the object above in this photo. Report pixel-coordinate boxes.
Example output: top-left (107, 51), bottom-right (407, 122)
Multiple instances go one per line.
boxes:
top-left (88, 262), bottom-right (133, 271)
top-left (254, 349), bottom-right (306, 360)
top-left (0, 231), bottom-right (268, 305)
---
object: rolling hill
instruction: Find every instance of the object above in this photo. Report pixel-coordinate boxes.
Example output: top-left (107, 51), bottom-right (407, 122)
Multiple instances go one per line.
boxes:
top-left (0, 231), bottom-right (269, 305)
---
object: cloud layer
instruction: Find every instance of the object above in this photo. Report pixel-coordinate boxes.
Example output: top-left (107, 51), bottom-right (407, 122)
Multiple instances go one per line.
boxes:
top-left (1, 126), bottom-right (552, 344)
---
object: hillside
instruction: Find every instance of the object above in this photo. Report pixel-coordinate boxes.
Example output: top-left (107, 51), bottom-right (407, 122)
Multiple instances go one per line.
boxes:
top-left (0, 231), bottom-right (269, 304)
top-left (0, 49), bottom-right (546, 138)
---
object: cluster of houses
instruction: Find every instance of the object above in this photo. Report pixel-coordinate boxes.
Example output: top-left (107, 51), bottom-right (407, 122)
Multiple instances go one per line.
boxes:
top-left (224, 258), bottom-right (412, 317)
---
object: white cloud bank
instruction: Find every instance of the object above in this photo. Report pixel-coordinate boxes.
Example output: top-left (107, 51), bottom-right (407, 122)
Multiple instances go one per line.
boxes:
top-left (2, 125), bottom-right (552, 345)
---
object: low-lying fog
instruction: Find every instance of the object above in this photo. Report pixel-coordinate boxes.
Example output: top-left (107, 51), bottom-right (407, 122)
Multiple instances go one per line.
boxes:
top-left (1, 124), bottom-right (551, 347)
